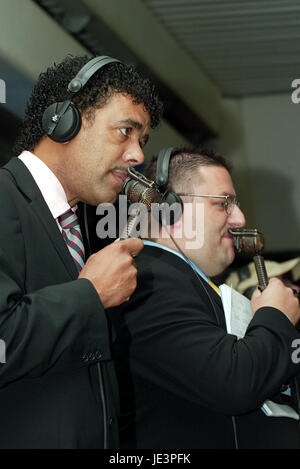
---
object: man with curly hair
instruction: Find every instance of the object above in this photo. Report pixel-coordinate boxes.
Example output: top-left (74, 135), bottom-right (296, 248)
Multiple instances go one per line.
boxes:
top-left (0, 55), bottom-right (163, 448)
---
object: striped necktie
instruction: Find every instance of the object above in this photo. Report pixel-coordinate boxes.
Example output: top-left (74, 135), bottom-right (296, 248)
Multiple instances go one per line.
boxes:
top-left (57, 208), bottom-right (85, 273)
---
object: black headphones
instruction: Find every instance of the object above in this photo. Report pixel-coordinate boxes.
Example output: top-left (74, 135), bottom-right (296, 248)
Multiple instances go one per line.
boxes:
top-left (42, 55), bottom-right (121, 143)
top-left (155, 147), bottom-right (183, 225)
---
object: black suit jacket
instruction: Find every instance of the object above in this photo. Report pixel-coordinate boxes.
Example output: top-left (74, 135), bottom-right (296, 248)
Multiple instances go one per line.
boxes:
top-left (0, 158), bottom-right (119, 448)
top-left (110, 245), bottom-right (300, 449)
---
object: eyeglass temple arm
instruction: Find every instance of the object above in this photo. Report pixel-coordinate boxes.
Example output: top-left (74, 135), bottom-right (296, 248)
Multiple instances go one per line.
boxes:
top-left (177, 194), bottom-right (228, 198)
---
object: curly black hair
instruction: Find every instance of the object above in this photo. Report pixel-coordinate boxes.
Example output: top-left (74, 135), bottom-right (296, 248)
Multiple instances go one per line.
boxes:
top-left (13, 55), bottom-right (163, 156)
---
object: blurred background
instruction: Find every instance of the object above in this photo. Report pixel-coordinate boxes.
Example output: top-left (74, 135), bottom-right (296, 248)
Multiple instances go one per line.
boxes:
top-left (0, 0), bottom-right (299, 259)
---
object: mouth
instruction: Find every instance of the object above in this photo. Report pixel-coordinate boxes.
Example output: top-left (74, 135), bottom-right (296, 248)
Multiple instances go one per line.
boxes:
top-left (223, 231), bottom-right (233, 239)
top-left (111, 169), bottom-right (128, 188)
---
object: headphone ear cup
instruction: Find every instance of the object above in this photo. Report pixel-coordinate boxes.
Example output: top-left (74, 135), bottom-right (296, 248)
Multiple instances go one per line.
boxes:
top-left (159, 191), bottom-right (183, 225)
top-left (42, 102), bottom-right (82, 143)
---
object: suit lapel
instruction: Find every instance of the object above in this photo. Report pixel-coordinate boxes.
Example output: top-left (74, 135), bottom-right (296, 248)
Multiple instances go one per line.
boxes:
top-left (199, 276), bottom-right (228, 329)
top-left (3, 157), bottom-right (78, 279)
top-left (213, 294), bottom-right (228, 330)
top-left (146, 245), bottom-right (229, 330)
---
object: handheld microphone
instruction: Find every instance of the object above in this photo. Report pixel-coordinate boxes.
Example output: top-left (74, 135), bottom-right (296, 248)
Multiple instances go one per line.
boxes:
top-left (120, 168), bottom-right (162, 239)
top-left (229, 228), bottom-right (268, 290)
top-left (229, 228), bottom-right (300, 298)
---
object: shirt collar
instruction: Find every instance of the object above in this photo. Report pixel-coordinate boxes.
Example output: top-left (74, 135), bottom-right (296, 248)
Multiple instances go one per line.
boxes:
top-left (18, 150), bottom-right (76, 218)
top-left (142, 239), bottom-right (210, 283)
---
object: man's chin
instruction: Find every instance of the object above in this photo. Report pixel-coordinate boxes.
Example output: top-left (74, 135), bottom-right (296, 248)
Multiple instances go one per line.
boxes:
top-left (226, 245), bottom-right (235, 265)
top-left (217, 246), bottom-right (235, 275)
top-left (96, 189), bottom-right (118, 205)
top-left (108, 193), bottom-right (118, 204)
top-left (223, 236), bottom-right (235, 255)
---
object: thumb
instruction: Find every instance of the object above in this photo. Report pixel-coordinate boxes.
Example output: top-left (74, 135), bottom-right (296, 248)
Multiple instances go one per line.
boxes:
top-left (118, 237), bottom-right (144, 257)
top-left (251, 286), bottom-right (261, 300)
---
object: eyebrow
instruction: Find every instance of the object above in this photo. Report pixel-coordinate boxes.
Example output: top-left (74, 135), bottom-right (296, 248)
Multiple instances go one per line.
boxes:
top-left (220, 192), bottom-right (236, 197)
top-left (116, 119), bottom-right (143, 130)
top-left (142, 134), bottom-right (149, 146)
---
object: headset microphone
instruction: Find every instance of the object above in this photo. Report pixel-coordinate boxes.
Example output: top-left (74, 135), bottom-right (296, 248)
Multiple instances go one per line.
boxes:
top-left (120, 168), bottom-right (162, 239)
top-left (120, 147), bottom-right (185, 239)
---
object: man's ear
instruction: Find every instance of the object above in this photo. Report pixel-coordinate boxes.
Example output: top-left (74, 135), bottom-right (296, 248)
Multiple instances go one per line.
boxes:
top-left (169, 217), bottom-right (183, 238)
top-left (172, 218), bottom-right (183, 229)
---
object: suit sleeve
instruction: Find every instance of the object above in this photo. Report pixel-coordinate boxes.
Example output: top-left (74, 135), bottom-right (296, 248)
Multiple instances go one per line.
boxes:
top-left (113, 254), bottom-right (300, 415)
top-left (0, 178), bottom-right (111, 388)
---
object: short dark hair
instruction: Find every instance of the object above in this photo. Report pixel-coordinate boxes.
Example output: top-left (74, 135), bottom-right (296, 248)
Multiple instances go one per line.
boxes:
top-left (144, 146), bottom-right (232, 193)
top-left (13, 55), bottom-right (163, 155)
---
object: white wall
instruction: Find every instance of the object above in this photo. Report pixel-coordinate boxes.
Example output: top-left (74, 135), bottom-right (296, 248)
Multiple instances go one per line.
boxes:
top-left (0, 0), bottom-right (87, 80)
top-left (216, 98), bottom-right (256, 226)
top-left (218, 93), bottom-right (300, 252)
top-left (0, 0), bottom-right (188, 160)
top-left (143, 120), bottom-right (189, 161)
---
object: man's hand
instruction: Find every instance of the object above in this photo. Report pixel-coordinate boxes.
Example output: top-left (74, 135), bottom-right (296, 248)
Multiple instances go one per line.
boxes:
top-left (251, 277), bottom-right (300, 325)
top-left (78, 238), bottom-right (143, 309)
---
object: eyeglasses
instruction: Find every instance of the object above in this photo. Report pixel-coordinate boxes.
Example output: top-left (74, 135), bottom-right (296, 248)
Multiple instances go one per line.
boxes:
top-left (177, 193), bottom-right (240, 215)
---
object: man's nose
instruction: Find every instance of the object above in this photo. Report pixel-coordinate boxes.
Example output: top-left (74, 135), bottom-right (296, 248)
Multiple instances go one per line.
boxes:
top-left (229, 205), bottom-right (246, 227)
top-left (122, 141), bottom-right (145, 167)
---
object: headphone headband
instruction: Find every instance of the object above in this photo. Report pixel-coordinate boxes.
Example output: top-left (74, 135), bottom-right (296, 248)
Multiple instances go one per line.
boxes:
top-left (155, 147), bottom-right (183, 225)
top-left (68, 56), bottom-right (121, 94)
top-left (155, 147), bottom-right (176, 188)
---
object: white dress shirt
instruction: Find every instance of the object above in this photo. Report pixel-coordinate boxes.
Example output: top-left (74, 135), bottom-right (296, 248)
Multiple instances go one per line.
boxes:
top-left (18, 150), bottom-right (76, 232)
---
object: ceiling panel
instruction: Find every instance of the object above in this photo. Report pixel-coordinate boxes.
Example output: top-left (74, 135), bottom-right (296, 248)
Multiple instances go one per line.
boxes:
top-left (142, 0), bottom-right (300, 96)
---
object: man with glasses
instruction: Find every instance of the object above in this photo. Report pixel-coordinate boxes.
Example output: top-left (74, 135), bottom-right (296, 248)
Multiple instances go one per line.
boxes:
top-left (109, 147), bottom-right (300, 448)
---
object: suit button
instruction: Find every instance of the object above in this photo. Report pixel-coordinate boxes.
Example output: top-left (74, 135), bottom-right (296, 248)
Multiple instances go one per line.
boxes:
top-left (95, 351), bottom-right (103, 360)
top-left (82, 353), bottom-right (89, 363)
top-left (88, 352), bottom-right (96, 361)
